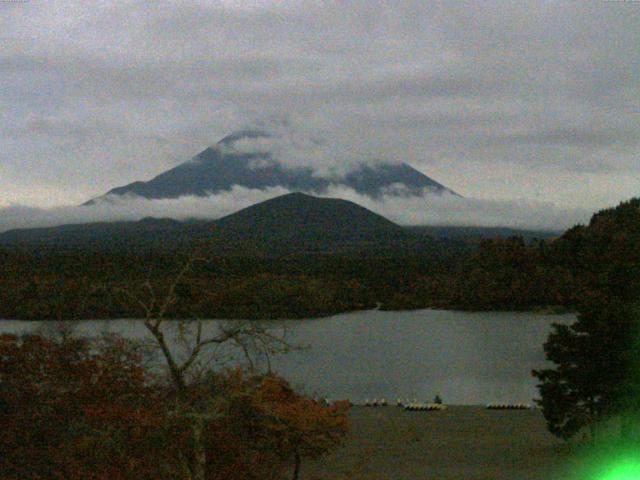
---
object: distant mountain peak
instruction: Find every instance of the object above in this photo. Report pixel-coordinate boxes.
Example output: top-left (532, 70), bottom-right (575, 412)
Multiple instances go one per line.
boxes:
top-left (213, 191), bottom-right (408, 253)
top-left (85, 131), bottom-right (459, 205)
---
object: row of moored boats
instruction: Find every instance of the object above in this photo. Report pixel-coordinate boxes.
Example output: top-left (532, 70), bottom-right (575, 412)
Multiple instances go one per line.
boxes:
top-left (360, 399), bottom-right (533, 411)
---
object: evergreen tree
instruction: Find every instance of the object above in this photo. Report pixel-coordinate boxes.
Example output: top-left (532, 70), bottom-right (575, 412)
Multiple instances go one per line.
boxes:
top-left (533, 198), bottom-right (640, 442)
top-left (533, 299), bottom-right (640, 441)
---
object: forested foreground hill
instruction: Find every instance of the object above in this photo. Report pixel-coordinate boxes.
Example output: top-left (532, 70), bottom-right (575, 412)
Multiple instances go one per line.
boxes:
top-left (0, 198), bottom-right (637, 320)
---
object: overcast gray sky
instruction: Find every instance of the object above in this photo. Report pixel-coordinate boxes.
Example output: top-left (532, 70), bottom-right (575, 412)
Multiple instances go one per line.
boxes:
top-left (1, 0), bottom-right (639, 227)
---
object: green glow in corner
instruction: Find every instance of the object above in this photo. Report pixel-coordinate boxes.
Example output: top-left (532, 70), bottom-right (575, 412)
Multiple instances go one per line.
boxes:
top-left (566, 443), bottom-right (640, 480)
top-left (600, 458), bottom-right (640, 480)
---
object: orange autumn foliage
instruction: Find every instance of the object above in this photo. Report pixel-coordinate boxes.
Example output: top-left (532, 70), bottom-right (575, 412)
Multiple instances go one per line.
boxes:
top-left (0, 334), bottom-right (349, 480)
top-left (0, 333), bottom-right (173, 480)
top-left (206, 370), bottom-right (350, 480)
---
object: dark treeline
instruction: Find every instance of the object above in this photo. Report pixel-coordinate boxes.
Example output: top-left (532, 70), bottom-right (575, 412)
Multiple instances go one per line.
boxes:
top-left (0, 251), bottom-right (452, 319)
top-left (532, 198), bottom-right (640, 444)
top-left (1, 198), bottom-right (638, 320)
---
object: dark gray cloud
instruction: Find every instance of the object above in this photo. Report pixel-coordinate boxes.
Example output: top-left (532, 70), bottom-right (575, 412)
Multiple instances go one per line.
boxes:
top-left (1, 0), bottom-right (638, 223)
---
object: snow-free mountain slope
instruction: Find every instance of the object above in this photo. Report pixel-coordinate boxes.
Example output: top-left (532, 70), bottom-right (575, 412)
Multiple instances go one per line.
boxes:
top-left (86, 131), bottom-right (457, 204)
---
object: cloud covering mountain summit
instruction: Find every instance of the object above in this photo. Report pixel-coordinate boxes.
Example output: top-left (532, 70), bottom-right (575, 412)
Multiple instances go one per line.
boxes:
top-left (86, 131), bottom-right (457, 204)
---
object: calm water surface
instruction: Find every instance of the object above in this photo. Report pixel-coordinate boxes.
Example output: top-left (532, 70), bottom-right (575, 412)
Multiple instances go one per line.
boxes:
top-left (0, 309), bottom-right (574, 405)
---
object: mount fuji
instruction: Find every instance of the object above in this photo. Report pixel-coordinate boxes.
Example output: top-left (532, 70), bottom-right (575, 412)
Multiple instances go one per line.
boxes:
top-left (85, 131), bottom-right (458, 204)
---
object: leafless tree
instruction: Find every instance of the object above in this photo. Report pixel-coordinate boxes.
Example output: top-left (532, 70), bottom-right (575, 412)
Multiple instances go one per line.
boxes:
top-left (114, 253), bottom-right (295, 480)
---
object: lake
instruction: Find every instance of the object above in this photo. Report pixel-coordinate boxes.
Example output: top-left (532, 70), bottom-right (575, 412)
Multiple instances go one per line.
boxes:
top-left (0, 309), bottom-right (574, 405)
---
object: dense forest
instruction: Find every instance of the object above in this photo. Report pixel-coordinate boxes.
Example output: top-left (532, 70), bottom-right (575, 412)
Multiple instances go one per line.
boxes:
top-left (0, 198), bottom-right (638, 320)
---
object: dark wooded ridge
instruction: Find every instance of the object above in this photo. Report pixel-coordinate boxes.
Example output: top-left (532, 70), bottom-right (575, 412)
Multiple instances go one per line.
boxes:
top-left (0, 196), bottom-right (637, 320)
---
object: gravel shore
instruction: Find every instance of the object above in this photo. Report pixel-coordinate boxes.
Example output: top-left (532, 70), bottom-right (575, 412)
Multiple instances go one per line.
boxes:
top-left (303, 405), bottom-right (577, 480)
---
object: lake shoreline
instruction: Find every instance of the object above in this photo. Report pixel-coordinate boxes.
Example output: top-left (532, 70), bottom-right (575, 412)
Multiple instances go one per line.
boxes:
top-left (0, 304), bottom-right (575, 322)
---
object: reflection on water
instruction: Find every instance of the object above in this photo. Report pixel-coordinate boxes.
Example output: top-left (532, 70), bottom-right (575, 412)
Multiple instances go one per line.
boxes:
top-left (0, 309), bottom-right (574, 405)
